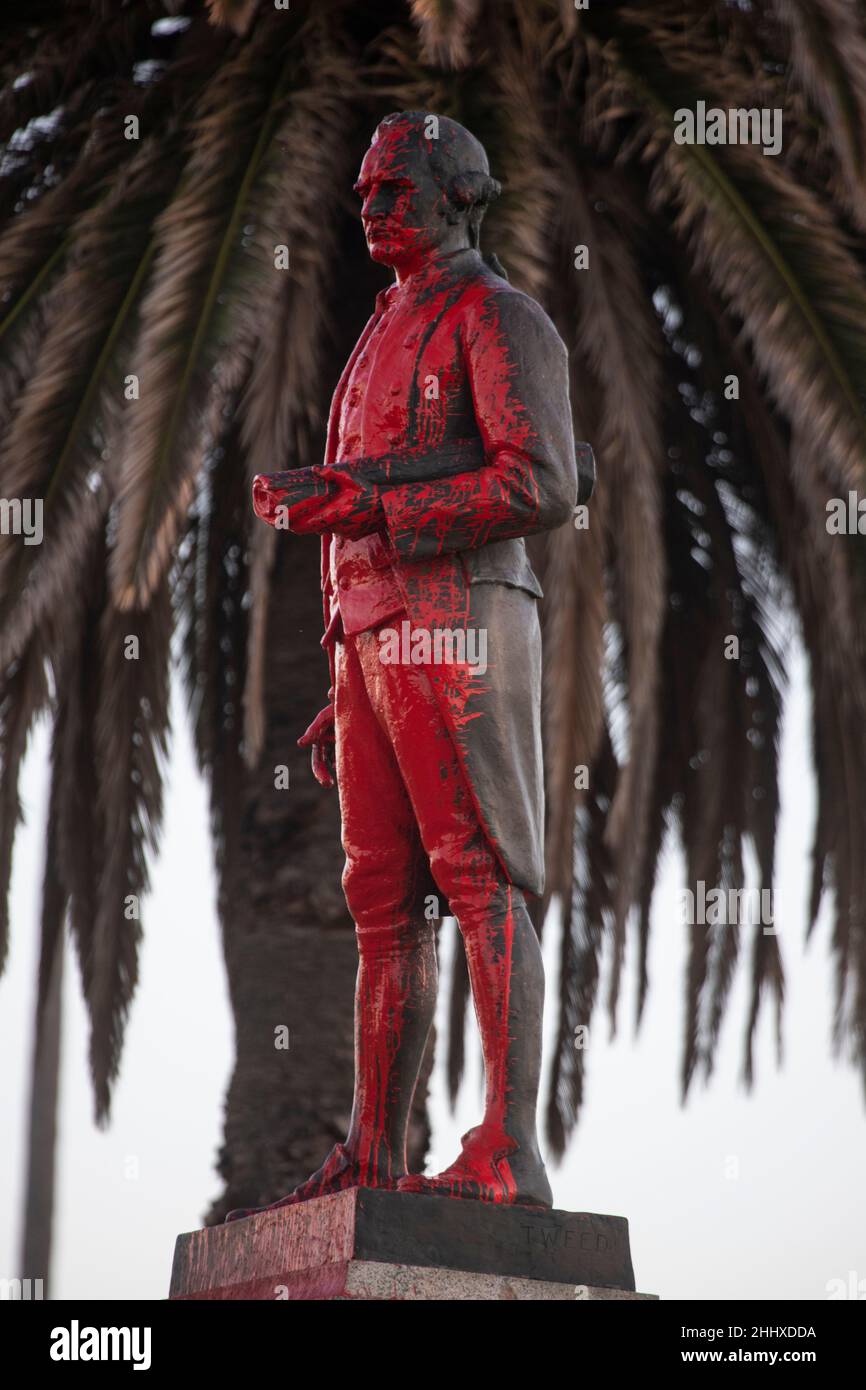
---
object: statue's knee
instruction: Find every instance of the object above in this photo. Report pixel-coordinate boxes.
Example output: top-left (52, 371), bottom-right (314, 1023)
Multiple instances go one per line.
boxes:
top-left (342, 858), bottom-right (379, 927)
top-left (342, 856), bottom-right (436, 951)
top-left (452, 883), bottom-right (528, 939)
top-left (354, 917), bottom-right (435, 958)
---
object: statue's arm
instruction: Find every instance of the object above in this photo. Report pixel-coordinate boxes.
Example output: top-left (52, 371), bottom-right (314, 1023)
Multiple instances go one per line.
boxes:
top-left (377, 291), bottom-right (579, 560)
top-left (249, 295), bottom-right (588, 546)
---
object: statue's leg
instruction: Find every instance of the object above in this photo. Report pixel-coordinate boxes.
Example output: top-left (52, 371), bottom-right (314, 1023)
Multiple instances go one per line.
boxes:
top-left (444, 875), bottom-right (551, 1206)
top-left (349, 632), bottom-right (552, 1207)
top-left (225, 633), bottom-right (437, 1221)
top-left (338, 633), bottom-right (439, 1188)
top-left (397, 852), bottom-right (551, 1207)
top-left (344, 912), bottom-right (437, 1185)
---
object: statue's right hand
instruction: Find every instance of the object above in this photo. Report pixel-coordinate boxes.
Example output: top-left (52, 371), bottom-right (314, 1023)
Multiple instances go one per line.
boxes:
top-left (252, 472), bottom-right (291, 526)
top-left (298, 703), bottom-right (336, 788)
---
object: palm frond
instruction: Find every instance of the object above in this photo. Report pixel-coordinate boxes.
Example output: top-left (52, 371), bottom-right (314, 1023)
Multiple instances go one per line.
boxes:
top-left (408, 0), bottom-right (482, 68)
top-left (592, 21), bottom-right (866, 494)
top-left (234, 30), bottom-right (361, 761)
top-left (206, 0), bottom-right (261, 37)
top-left (544, 735), bottom-right (616, 1154)
top-left (109, 12), bottom-right (304, 608)
top-left (558, 162), bottom-right (666, 1028)
top-left (0, 131), bottom-right (183, 668)
top-left (88, 577), bottom-right (172, 1121)
top-left (36, 731), bottom-right (68, 1030)
top-left (775, 0), bottom-right (866, 230)
top-left (176, 423), bottom-right (248, 921)
top-left (0, 111), bottom-right (127, 345)
top-left (0, 3), bottom-right (157, 144)
top-left (0, 642), bottom-right (49, 971)
top-left (45, 531), bottom-right (109, 1014)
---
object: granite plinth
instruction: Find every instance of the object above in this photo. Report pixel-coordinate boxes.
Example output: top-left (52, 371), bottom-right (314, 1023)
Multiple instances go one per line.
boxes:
top-left (170, 1188), bottom-right (651, 1301)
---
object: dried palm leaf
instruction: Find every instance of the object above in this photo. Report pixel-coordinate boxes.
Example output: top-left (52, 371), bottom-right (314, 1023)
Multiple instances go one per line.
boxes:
top-left (0, 131), bottom-right (183, 668)
top-left (0, 641), bottom-right (49, 971)
top-left (775, 0), bottom-right (866, 230)
top-left (206, 0), bottom-right (261, 37)
top-left (557, 162), bottom-right (666, 1028)
top-left (594, 27), bottom-right (866, 494)
top-left (544, 734), bottom-right (617, 1154)
top-left (109, 11), bottom-right (304, 608)
top-left (408, 0), bottom-right (482, 69)
top-left (88, 576), bottom-right (172, 1120)
top-left (234, 33), bottom-right (360, 762)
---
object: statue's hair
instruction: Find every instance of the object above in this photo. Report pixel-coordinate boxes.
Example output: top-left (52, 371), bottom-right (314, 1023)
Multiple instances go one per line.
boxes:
top-left (445, 169), bottom-right (502, 247)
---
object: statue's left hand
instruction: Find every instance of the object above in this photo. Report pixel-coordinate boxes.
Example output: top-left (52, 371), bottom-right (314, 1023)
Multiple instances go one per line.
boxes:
top-left (297, 701), bottom-right (336, 788)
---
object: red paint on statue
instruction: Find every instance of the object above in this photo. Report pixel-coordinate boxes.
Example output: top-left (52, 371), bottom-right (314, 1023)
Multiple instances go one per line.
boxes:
top-left (228, 111), bottom-right (583, 1221)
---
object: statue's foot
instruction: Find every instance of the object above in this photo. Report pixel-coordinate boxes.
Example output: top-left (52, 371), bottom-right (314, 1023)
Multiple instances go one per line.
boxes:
top-left (224, 1143), bottom-right (397, 1222)
top-left (397, 1124), bottom-right (553, 1208)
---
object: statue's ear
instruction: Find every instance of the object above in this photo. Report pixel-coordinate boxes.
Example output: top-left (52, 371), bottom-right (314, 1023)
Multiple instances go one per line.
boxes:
top-left (448, 171), bottom-right (502, 209)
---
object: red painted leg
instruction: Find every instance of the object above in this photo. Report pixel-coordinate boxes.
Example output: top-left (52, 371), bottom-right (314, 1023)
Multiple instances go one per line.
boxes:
top-left (398, 885), bottom-right (551, 1207)
top-left (226, 924), bottom-right (437, 1222)
top-left (226, 634), bottom-right (437, 1223)
top-left (350, 637), bottom-right (552, 1207)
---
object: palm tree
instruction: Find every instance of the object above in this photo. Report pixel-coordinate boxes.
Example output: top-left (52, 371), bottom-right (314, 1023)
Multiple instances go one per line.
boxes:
top-left (3, 0), bottom-right (866, 1256)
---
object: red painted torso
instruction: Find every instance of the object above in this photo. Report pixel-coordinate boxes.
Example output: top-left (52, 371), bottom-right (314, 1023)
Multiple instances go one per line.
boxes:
top-left (327, 253), bottom-right (483, 637)
top-left (329, 286), bottom-right (405, 636)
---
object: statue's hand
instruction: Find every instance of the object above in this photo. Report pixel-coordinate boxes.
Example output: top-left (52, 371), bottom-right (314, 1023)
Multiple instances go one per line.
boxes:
top-left (251, 466), bottom-right (383, 539)
top-left (252, 472), bottom-right (299, 526)
top-left (291, 466), bottom-right (384, 539)
top-left (298, 702), bottom-right (336, 788)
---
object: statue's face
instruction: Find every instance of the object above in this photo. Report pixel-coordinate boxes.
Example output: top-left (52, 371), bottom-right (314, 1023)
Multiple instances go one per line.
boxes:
top-left (355, 124), bottom-right (450, 269)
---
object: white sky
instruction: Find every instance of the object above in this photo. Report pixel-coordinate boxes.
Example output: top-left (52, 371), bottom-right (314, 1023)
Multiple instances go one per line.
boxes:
top-left (1, 637), bottom-right (864, 1300)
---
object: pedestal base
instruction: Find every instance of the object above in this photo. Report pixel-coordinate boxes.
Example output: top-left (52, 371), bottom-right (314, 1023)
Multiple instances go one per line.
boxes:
top-left (170, 1188), bottom-right (656, 1301)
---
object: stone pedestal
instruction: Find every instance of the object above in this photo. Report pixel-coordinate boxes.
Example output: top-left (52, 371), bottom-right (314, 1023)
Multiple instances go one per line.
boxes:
top-left (169, 1188), bottom-right (656, 1301)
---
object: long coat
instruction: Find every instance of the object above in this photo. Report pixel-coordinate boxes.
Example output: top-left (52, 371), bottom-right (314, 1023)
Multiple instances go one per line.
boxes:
top-left (319, 248), bottom-right (578, 898)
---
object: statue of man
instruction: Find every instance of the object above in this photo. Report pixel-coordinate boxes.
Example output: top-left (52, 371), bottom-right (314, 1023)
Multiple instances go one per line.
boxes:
top-left (228, 111), bottom-right (592, 1219)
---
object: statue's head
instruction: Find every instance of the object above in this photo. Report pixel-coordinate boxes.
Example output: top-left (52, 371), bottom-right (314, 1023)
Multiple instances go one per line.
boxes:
top-left (355, 112), bottom-right (501, 271)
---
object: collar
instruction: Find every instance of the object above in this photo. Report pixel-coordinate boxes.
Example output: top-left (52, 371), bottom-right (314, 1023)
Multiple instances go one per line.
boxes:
top-left (374, 248), bottom-right (481, 313)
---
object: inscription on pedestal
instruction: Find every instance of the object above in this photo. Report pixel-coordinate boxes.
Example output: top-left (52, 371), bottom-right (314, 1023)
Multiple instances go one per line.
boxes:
top-left (523, 1224), bottom-right (613, 1253)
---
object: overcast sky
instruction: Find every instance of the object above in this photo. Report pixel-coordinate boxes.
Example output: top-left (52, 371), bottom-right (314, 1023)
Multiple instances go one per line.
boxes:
top-left (1, 637), bottom-right (864, 1301)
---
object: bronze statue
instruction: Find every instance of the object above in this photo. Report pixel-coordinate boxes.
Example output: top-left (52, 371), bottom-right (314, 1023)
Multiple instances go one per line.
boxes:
top-left (228, 111), bottom-right (593, 1218)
